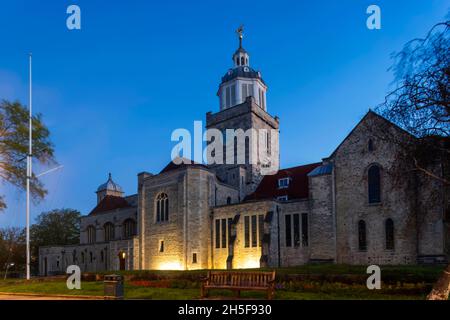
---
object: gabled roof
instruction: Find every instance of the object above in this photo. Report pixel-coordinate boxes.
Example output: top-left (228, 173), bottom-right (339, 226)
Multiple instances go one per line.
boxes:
top-left (89, 195), bottom-right (133, 216)
top-left (245, 163), bottom-right (321, 201)
top-left (328, 110), bottom-right (415, 159)
top-left (159, 158), bottom-right (207, 174)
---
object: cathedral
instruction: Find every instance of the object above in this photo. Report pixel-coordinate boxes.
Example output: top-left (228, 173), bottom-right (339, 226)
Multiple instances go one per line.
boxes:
top-left (39, 31), bottom-right (449, 275)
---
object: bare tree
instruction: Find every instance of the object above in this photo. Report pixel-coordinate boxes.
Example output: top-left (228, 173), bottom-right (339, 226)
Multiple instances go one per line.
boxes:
top-left (375, 17), bottom-right (449, 300)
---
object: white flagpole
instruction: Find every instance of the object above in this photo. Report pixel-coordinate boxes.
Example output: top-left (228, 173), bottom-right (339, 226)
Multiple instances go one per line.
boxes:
top-left (26, 53), bottom-right (32, 280)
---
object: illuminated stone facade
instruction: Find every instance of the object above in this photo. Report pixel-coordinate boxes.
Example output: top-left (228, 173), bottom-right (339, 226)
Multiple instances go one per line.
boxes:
top-left (39, 34), bottom-right (449, 276)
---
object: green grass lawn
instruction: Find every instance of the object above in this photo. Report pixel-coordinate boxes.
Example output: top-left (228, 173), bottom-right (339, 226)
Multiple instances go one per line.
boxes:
top-left (0, 279), bottom-right (428, 300)
top-left (0, 264), bottom-right (443, 300)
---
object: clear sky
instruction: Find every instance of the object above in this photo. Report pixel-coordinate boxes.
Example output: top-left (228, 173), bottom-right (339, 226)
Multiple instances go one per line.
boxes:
top-left (0, 0), bottom-right (448, 227)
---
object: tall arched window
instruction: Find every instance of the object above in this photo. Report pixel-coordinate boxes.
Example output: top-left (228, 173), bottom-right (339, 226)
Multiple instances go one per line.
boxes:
top-left (104, 222), bottom-right (115, 241)
top-left (358, 220), bottom-right (367, 251)
top-left (385, 218), bottom-right (394, 250)
top-left (368, 165), bottom-right (381, 203)
top-left (123, 219), bottom-right (136, 239)
top-left (87, 225), bottom-right (96, 244)
top-left (156, 193), bottom-right (169, 222)
top-left (241, 56), bottom-right (245, 65)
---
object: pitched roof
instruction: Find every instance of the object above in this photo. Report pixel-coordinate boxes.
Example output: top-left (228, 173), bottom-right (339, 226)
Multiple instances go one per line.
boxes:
top-left (89, 195), bottom-right (133, 216)
top-left (328, 110), bottom-right (414, 159)
top-left (159, 158), bottom-right (207, 174)
top-left (245, 163), bottom-right (322, 201)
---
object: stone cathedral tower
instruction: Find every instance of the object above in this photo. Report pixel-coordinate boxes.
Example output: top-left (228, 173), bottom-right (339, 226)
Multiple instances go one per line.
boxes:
top-left (206, 27), bottom-right (280, 199)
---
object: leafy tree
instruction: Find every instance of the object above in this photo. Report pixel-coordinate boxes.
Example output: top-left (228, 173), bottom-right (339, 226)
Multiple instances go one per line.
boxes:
top-left (0, 100), bottom-right (55, 210)
top-left (31, 208), bottom-right (81, 247)
top-left (0, 227), bottom-right (26, 276)
top-left (30, 209), bottom-right (81, 273)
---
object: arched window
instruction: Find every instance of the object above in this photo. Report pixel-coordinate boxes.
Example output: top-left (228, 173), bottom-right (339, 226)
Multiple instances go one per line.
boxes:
top-left (100, 250), bottom-right (104, 262)
top-left (81, 252), bottom-right (85, 263)
top-left (368, 165), bottom-right (381, 203)
top-left (241, 56), bottom-right (245, 65)
top-left (156, 193), bottom-right (169, 222)
top-left (236, 57), bottom-right (239, 66)
top-left (368, 139), bottom-right (374, 152)
top-left (87, 225), bottom-right (96, 244)
top-left (104, 222), bottom-right (115, 241)
top-left (227, 197), bottom-right (231, 205)
top-left (385, 218), bottom-right (394, 250)
top-left (89, 252), bottom-right (93, 263)
top-left (358, 220), bottom-right (367, 251)
top-left (123, 219), bottom-right (137, 239)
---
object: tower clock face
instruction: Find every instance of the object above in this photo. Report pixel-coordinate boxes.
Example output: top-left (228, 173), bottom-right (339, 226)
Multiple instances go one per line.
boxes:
top-left (244, 67), bottom-right (249, 72)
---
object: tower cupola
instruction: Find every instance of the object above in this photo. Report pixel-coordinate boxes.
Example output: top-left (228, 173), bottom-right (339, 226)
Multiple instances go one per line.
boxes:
top-left (217, 26), bottom-right (268, 111)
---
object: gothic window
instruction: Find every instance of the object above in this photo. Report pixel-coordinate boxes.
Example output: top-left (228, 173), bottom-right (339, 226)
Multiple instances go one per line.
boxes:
top-left (301, 213), bottom-right (309, 247)
top-left (215, 219), bottom-right (220, 249)
top-left (358, 220), bottom-right (367, 251)
top-left (192, 253), bottom-right (197, 264)
top-left (89, 252), bottom-right (93, 263)
top-left (368, 165), bottom-right (381, 203)
top-left (385, 219), bottom-right (395, 250)
top-left (123, 219), bottom-right (136, 239)
top-left (221, 218), bottom-right (227, 248)
top-left (244, 216), bottom-right (250, 248)
top-left (81, 252), bottom-right (85, 263)
top-left (236, 57), bottom-right (239, 66)
top-left (156, 193), bottom-right (169, 222)
top-left (227, 197), bottom-right (231, 205)
top-left (251, 215), bottom-right (257, 247)
top-left (87, 225), bottom-right (96, 244)
top-left (293, 214), bottom-right (300, 247)
top-left (258, 215), bottom-right (264, 247)
top-left (368, 139), bottom-right (374, 152)
top-left (100, 250), bottom-right (104, 263)
top-left (104, 222), bottom-right (115, 241)
top-left (285, 215), bottom-right (292, 247)
top-left (241, 56), bottom-right (245, 65)
top-left (159, 240), bottom-right (164, 253)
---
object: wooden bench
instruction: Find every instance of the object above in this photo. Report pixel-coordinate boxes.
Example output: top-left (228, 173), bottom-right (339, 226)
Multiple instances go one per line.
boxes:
top-left (201, 271), bottom-right (276, 300)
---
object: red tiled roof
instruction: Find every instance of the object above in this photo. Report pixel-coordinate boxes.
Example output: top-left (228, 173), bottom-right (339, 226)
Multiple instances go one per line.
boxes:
top-left (89, 195), bottom-right (132, 216)
top-left (245, 163), bottom-right (322, 201)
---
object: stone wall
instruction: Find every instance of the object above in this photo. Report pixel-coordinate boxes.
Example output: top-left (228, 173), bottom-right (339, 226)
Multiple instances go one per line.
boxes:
top-left (331, 112), bottom-right (446, 265)
top-left (140, 166), bottom-right (238, 270)
top-left (206, 97), bottom-right (280, 197)
top-left (309, 172), bottom-right (336, 261)
top-left (80, 207), bottom-right (137, 244)
top-left (38, 237), bottom-right (136, 275)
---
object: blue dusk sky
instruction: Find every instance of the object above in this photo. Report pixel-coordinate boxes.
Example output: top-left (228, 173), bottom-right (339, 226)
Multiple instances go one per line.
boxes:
top-left (0, 0), bottom-right (448, 227)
